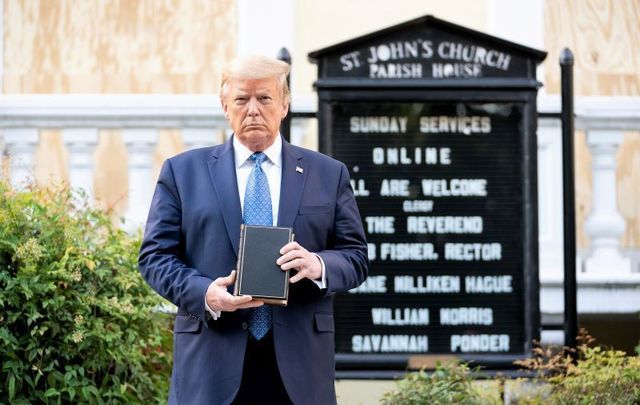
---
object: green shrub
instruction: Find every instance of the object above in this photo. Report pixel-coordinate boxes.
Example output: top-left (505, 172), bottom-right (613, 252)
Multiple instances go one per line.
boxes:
top-left (544, 346), bottom-right (640, 404)
top-left (517, 332), bottom-right (640, 404)
top-left (382, 333), bottom-right (640, 405)
top-left (0, 181), bottom-right (172, 404)
top-left (381, 362), bottom-right (501, 405)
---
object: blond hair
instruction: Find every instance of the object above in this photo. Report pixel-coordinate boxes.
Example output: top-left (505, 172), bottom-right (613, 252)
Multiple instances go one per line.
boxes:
top-left (221, 55), bottom-right (291, 103)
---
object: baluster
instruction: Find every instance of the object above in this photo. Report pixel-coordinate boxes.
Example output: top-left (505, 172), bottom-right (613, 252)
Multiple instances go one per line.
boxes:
top-left (122, 128), bottom-right (156, 230)
top-left (64, 128), bottom-right (99, 197)
top-left (583, 129), bottom-right (631, 275)
top-left (3, 128), bottom-right (39, 187)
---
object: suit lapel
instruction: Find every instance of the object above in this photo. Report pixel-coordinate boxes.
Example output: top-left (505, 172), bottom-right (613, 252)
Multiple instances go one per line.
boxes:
top-left (278, 141), bottom-right (306, 228)
top-left (207, 138), bottom-right (242, 255)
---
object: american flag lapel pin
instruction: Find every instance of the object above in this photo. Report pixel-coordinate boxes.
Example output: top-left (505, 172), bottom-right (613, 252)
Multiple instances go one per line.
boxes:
top-left (296, 166), bottom-right (304, 174)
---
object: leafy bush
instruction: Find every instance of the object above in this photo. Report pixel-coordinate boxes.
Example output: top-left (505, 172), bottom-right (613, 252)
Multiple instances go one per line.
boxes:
top-left (516, 331), bottom-right (640, 404)
top-left (381, 362), bottom-right (501, 405)
top-left (0, 181), bottom-right (172, 404)
top-left (546, 346), bottom-right (640, 404)
top-left (382, 330), bottom-right (640, 405)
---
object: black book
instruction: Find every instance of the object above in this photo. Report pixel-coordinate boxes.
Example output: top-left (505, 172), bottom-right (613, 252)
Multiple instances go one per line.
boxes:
top-left (234, 225), bottom-right (294, 306)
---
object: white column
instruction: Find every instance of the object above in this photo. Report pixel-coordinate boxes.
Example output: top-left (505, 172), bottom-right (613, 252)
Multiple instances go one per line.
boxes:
top-left (583, 129), bottom-right (631, 274)
top-left (3, 128), bottom-right (39, 187)
top-left (537, 118), bottom-right (565, 282)
top-left (289, 121), bottom-right (305, 147)
top-left (63, 128), bottom-right (98, 196)
top-left (237, 0), bottom-right (295, 57)
top-left (122, 129), bottom-right (156, 231)
top-left (488, 0), bottom-right (544, 49)
top-left (487, 0), bottom-right (546, 94)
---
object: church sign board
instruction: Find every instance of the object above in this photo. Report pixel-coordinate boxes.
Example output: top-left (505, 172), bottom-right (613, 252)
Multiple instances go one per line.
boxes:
top-left (309, 15), bottom-right (547, 371)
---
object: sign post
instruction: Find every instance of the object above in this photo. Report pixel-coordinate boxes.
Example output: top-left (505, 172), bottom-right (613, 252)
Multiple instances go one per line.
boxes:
top-left (309, 15), bottom-right (546, 373)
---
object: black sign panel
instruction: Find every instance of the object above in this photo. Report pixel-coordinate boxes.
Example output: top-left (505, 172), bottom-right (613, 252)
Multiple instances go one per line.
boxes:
top-left (325, 29), bottom-right (527, 80)
top-left (309, 15), bottom-right (545, 370)
top-left (332, 101), bottom-right (525, 356)
top-left (309, 15), bottom-right (546, 82)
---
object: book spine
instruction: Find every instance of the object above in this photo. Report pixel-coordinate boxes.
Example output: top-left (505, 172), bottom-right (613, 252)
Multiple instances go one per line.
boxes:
top-left (283, 230), bottom-right (294, 303)
top-left (233, 224), bottom-right (246, 296)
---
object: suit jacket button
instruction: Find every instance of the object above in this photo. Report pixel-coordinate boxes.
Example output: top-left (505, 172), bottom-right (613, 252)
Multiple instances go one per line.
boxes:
top-left (241, 322), bottom-right (248, 330)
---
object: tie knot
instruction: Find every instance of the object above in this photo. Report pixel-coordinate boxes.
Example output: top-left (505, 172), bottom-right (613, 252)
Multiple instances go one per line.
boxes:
top-left (251, 152), bottom-right (267, 166)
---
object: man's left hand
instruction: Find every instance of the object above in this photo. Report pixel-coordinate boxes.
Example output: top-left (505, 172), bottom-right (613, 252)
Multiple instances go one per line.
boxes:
top-left (277, 242), bottom-right (322, 283)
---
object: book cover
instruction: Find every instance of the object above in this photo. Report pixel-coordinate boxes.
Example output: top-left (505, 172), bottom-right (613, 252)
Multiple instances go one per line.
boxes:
top-left (234, 225), bottom-right (294, 306)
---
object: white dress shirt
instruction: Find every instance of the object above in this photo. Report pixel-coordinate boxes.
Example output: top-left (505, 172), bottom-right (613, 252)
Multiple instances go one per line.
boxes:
top-left (233, 134), bottom-right (282, 225)
top-left (205, 135), bottom-right (326, 319)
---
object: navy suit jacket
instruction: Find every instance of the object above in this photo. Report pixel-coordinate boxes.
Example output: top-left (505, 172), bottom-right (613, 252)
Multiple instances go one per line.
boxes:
top-left (139, 136), bottom-right (368, 405)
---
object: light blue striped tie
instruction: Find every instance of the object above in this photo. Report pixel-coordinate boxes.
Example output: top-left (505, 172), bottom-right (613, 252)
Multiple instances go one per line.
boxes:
top-left (244, 152), bottom-right (273, 340)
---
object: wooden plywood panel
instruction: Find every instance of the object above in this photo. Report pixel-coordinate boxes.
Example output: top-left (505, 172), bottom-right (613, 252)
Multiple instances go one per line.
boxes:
top-left (574, 130), bottom-right (592, 250)
top-left (34, 130), bottom-right (69, 187)
top-left (544, 0), bottom-right (640, 96)
top-left (545, 0), bottom-right (640, 249)
top-left (93, 130), bottom-right (128, 221)
top-left (153, 129), bottom-right (184, 182)
top-left (617, 132), bottom-right (640, 247)
top-left (4, 0), bottom-right (236, 93)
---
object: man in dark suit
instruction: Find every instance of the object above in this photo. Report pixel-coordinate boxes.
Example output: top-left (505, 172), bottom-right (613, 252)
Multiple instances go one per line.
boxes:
top-left (139, 54), bottom-right (368, 404)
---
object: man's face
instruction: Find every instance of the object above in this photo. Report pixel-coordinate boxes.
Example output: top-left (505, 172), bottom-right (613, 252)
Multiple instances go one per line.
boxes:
top-left (221, 77), bottom-right (289, 152)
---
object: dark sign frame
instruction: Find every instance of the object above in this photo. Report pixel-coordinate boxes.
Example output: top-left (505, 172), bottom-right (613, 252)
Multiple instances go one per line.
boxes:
top-left (309, 15), bottom-right (546, 373)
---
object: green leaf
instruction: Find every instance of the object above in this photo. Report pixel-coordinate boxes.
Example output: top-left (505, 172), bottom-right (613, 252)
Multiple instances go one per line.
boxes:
top-left (81, 386), bottom-right (90, 400)
top-left (44, 388), bottom-right (59, 397)
top-left (8, 374), bottom-right (16, 400)
top-left (47, 372), bottom-right (56, 388)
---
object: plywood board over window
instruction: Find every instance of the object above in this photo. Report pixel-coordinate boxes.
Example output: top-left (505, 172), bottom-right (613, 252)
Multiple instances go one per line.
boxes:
top-left (544, 0), bottom-right (640, 249)
top-left (3, 0), bottom-right (236, 93)
top-left (544, 0), bottom-right (640, 96)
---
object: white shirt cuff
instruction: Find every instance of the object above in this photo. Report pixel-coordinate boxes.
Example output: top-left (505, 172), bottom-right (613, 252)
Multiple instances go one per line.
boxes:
top-left (311, 253), bottom-right (327, 289)
top-left (204, 284), bottom-right (221, 320)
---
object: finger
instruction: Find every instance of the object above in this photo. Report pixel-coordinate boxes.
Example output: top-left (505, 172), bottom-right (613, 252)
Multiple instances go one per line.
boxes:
top-left (279, 241), bottom-right (301, 255)
top-left (221, 295), bottom-right (255, 311)
top-left (216, 270), bottom-right (237, 287)
top-left (280, 257), bottom-right (306, 271)
top-left (230, 294), bottom-right (254, 305)
top-left (235, 300), bottom-right (265, 309)
top-left (289, 272), bottom-right (305, 284)
top-left (277, 250), bottom-right (302, 265)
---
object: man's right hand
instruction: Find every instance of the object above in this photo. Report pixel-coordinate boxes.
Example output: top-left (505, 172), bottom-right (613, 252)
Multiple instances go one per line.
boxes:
top-left (206, 270), bottom-right (264, 312)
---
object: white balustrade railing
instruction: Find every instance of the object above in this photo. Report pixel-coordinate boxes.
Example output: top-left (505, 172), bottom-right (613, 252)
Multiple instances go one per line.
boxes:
top-left (1, 94), bottom-right (639, 314)
top-left (538, 97), bottom-right (640, 264)
top-left (576, 99), bottom-right (640, 277)
top-left (0, 94), bottom-right (315, 230)
top-left (537, 96), bottom-right (640, 317)
top-left (0, 94), bottom-right (228, 128)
